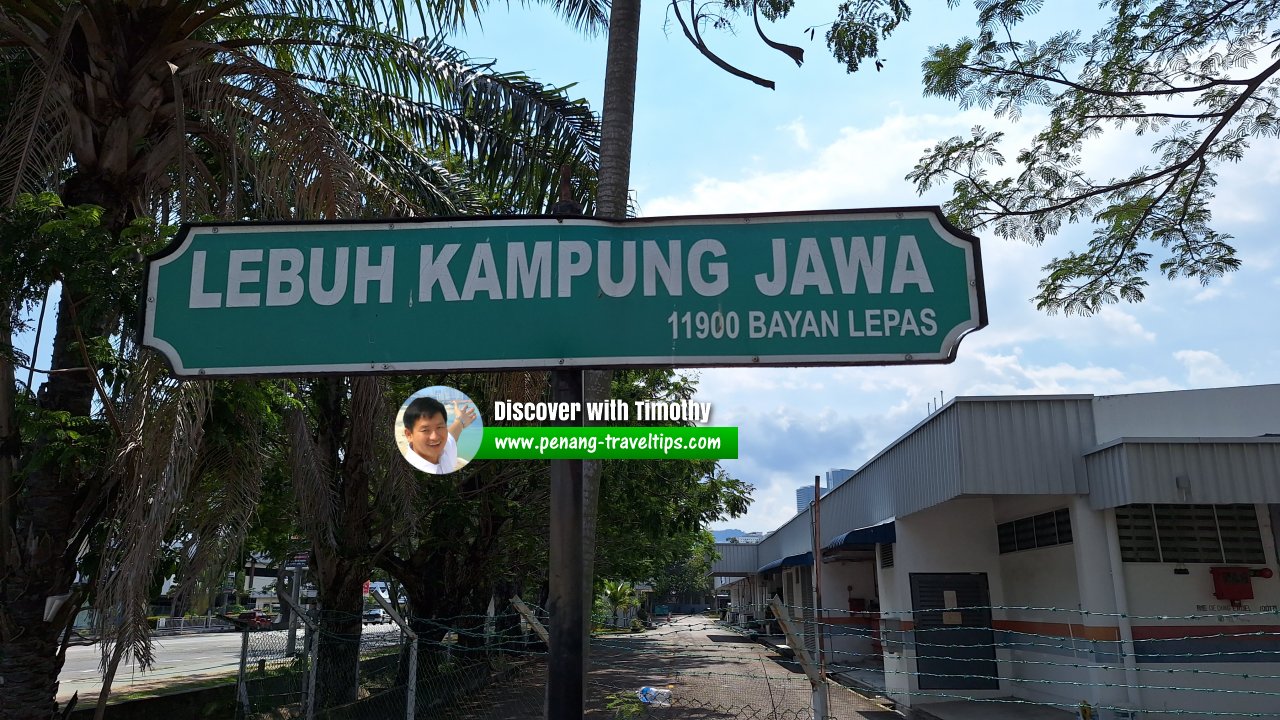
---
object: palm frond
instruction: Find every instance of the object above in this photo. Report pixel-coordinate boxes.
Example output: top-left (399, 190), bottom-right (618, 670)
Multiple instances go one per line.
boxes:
top-left (288, 405), bottom-right (339, 549)
top-left (93, 356), bottom-right (211, 672)
top-left (523, 0), bottom-right (608, 37)
top-left (168, 380), bottom-right (271, 609)
top-left (0, 54), bottom-right (71, 202)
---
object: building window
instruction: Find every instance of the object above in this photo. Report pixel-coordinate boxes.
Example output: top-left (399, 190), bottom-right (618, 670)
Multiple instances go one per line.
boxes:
top-left (879, 543), bottom-right (894, 568)
top-left (1115, 504), bottom-right (1265, 564)
top-left (997, 508), bottom-right (1072, 554)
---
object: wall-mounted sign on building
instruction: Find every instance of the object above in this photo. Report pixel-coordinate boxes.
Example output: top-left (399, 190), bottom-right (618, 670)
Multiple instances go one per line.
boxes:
top-left (142, 208), bottom-right (986, 376)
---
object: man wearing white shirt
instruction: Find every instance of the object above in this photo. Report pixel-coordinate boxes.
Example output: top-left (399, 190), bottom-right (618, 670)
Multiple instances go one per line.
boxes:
top-left (401, 395), bottom-right (476, 474)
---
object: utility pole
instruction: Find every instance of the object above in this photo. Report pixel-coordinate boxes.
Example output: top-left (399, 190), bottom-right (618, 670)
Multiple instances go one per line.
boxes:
top-left (545, 1), bottom-right (644, 718)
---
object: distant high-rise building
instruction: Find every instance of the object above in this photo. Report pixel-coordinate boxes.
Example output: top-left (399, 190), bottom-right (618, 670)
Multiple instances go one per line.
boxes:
top-left (795, 483), bottom-right (831, 513)
top-left (826, 468), bottom-right (855, 489)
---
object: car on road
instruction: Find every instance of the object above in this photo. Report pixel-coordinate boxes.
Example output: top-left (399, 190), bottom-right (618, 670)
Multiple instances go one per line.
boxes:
top-left (237, 610), bottom-right (274, 630)
top-left (362, 609), bottom-right (389, 625)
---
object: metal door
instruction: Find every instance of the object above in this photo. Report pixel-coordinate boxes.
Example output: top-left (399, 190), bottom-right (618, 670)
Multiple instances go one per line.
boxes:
top-left (909, 573), bottom-right (999, 690)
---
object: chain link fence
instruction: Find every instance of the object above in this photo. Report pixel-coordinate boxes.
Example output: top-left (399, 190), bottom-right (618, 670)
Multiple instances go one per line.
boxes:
top-left (229, 599), bottom-right (1280, 720)
top-left (232, 602), bottom-right (890, 720)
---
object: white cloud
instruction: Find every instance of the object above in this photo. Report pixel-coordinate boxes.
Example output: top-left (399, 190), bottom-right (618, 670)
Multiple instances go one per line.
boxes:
top-left (1192, 287), bottom-right (1223, 302)
top-left (648, 103), bottom-right (1280, 534)
top-left (780, 118), bottom-right (811, 150)
top-left (1096, 308), bottom-right (1156, 342)
top-left (1173, 350), bottom-right (1245, 387)
top-left (642, 110), bottom-right (1035, 217)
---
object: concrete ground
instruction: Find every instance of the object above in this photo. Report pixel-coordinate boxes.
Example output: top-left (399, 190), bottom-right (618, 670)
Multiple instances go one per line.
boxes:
top-left (588, 613), bottom-right (897, 718)
top-left (908, 699), bottom-right (1075, 720)
top-left (447, 613), bottom-right (900, 719)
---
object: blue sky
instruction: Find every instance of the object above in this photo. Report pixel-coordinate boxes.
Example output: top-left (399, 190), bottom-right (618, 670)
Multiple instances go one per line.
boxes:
top-left (454, 3), bottom-right (1280, 532)
top-left (13, 3), bottom-right (1279, 537)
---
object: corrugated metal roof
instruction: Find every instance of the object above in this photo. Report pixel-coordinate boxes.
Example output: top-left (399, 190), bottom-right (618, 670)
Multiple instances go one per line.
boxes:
top-left (956, 398), bottom-right (1094, 496)
top-left (757, 506), bottom-right (812, 562)
top-left (708, 541), bottom-right (759, 576)
top-left (754, 396), bottom-right (1096, 567)
top-left (746, 389), bottom-right (1277, 570)
top-left (1085, 437), bottom-right (1280, 508)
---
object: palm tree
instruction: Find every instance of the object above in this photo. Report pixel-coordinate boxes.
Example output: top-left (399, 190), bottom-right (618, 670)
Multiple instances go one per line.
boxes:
top-left (598, 579), bottom-right (639, 629)
top-left (0, 2), bottom-right (600, 716)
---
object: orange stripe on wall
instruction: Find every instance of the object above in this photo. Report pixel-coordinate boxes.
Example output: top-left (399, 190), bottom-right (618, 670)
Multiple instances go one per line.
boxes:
top-left (992, 620), bottom-right (1120, 642)
top-left (824, 616), bottom-right (880, 626)
top-left (1131, 625), bottom-right (1280, 640)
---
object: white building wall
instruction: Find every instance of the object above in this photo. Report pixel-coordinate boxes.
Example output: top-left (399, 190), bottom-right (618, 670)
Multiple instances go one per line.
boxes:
top-left (996, 535), bottom-right (1089, 708)
top-left (1070, 498), bottom-right (1133, 710)
top-left (1118, 503), bottom-right (1280, 719)
top-left (1092, 385), bottom-right (1280, 444)
top-left (818, 558), bottom-right (879, 666)
top-left (881, 498), bottom-right (1013, 706)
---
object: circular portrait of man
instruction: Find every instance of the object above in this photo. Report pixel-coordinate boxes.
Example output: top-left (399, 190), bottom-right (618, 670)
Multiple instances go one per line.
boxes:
top-left (395, 386), bottom-right (483, 474)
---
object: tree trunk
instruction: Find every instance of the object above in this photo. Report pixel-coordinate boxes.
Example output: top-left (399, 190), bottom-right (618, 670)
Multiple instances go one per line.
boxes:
top-left (314, 556), bottom-right (365, 709)
top-left (307, 376), bottom-right (371, 710)
top-left (597, 0), bottom-right (643, 217)
top-left (0, 167), bottom-right (137, 718)
top-left (1, 292), bottom-right (112, 718)
top-left (581, 0), bottom-right (642, 683)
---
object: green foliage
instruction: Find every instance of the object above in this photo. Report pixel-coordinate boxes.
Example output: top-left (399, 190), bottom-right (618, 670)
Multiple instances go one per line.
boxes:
top-left (681, 1), bottom-right (1267, 313)
top-left (824, 0), bottom-right (914, 73)
top-left (595, 370), bottom-right (751, 586)
top-left (905, 0), bottom-right (1269, 313)
top-left (598, 579), bottom-right (641, 627)
top-left (605, 690), bottom-right (646, 720)
top-left (692, 0), bottom-right (915, 82)
top-left (15, 399), bottom-right (105, 475)
top-left (650, 530), bottom-right (718, 600)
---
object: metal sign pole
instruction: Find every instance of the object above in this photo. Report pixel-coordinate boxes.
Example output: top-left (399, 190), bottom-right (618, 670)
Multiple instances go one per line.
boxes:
top-left (546, 368), bottom-right (585, 720)
top-left (810, 475), bottom-right (830, 720)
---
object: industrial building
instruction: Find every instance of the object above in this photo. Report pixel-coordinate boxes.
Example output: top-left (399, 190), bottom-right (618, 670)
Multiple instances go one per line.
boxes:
top-left (711, 385), bottom-right (1280, 719)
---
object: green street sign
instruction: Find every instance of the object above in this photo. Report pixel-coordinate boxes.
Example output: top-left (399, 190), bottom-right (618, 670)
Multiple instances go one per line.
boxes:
top-left (142, 208), bottom-right (987, 377)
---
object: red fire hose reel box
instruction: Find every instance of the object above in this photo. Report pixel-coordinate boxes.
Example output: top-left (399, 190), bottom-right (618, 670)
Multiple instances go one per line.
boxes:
top-left (1210, 566), bottom-right (1274, 605)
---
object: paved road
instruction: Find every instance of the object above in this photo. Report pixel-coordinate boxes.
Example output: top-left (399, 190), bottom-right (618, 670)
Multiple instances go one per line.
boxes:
top-left (57, 624), bottom-right (402, 703)
top-left (446, 614), bottom-right (898, 719)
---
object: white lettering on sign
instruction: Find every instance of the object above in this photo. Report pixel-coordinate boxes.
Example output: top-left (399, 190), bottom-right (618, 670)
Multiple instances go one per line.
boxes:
top-left (189, 251), bottom-right (222, 308)
top-left (558, 240), bottom-right (592, 298)
top-left (755, 236), bottom-right (934, 297)
top-left (310, 247), bottom-right (348, 306)
top-left (790, 238), bottom-right (832, 295)
top-left (507, 242), bottom-right (551, 299)
top-left (688, 239), bottom-right (729, 297)
top-left (186, 235), bottom-right (948, 308)
top-left (355, 246), bottom-right (394, 304)
top-left (598, 240), bottom-right (637, 298)
top-left (419, 244), bottom-right (460, 302)
top-left (226, 249), bottom-right (263, 308)
top-left (891, 236), bottom-right (933, 293)
top-left (832, 236), bottom-right (886, 293)
top-left (643, 240), bottom-right (681, 297)
top-left (461, 244), bottom-right (501, 301)
top-left (267, 249), bottom-right (305, 306)
top-left (187, 246), bottom-right (400, 308)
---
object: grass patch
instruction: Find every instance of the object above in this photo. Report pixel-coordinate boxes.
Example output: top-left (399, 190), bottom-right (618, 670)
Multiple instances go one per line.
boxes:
top-left (108, 673), bottom-right (238, 703)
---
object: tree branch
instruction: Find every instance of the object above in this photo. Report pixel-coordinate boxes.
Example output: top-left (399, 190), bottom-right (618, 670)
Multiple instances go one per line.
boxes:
top-left (976, 55), bottom-right (1280, 221)
top-left (671, 0), bottom-right (775, 90)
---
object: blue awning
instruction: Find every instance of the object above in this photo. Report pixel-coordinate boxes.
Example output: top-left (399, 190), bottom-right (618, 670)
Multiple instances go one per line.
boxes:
top-left (756, 551), bottom-right (813, 574)
top-left (822, 519), bottom-right (896, 553)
